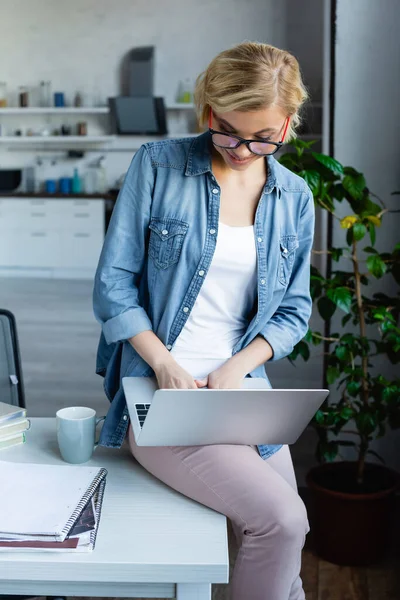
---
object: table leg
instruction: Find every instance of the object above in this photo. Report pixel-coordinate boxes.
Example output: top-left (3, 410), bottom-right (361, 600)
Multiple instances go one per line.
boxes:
top-left (176, 583), bottom-right (211, 599)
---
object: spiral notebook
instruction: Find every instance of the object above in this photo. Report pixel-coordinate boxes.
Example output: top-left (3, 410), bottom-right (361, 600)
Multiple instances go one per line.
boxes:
top-left (0, 460), bottom-right (107, 550)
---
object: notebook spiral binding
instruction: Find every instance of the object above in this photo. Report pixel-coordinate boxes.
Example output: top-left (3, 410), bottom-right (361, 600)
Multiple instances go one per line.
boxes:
top-left (90, 477), bottom-right (107, 549)
top-left (59, 467), bottom-right (108, 542)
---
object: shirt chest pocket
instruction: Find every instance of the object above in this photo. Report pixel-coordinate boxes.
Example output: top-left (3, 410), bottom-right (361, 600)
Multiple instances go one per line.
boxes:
top-left (148, 217), bottom-right (189, 270)
top-left (277, 235), bottom-right (299, 286)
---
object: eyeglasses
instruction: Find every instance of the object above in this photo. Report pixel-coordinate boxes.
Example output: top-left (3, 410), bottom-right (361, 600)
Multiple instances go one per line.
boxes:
top-left (208, 111), bottom-right (289, 156)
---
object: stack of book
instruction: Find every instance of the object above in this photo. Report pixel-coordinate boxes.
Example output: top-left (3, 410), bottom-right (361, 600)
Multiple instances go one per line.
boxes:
top-left (0, 402), bottom-right (30, 450)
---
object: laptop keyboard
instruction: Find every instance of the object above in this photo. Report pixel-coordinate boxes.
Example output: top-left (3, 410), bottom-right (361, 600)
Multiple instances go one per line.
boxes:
top-left (135, 404), bottom-right (151, 428)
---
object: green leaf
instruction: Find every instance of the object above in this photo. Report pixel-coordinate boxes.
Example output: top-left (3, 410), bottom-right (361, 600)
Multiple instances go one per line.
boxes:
top-left (367, 255), bottom-right (387, 278)
top-left (354, 410), bottom-right (377, 435)
top-left (311, 152), bottom-right (344, 175)
top-left (342, 173), bottom-right (366, 200)
top-left (319, 441), bottom-right (339, 462)
top-left (311, 332), bottom-right (324, 346)
top-left (340, 406), bottom-right (354, 420)
top-left (346, 227), bottom-right (354, 245)
top-left (347, 381), bottom-right (361, 397)
top-left (341, 333), bottom-right (355, 345)
top-left (327, 366), bottom-right (340, 384)
top-left (318, 296), bottom-right (337, 320)
top-left (363, 246), bottom-right (378, 254)
top-left (382, 385), bottom-right (399, 403)
top-left (278, 153), bottom-right (297, 168)
top-left (353, 222), bottom-right (367, 241)
top-left (332, 183), bottom-right (346, 201)
top-left (342, 314), bottom-right (352, 327)
top-left (331, 247), bottom-right (344, 262)
top-left (299, 169), bottom-right (320, 194)
top-left (326, 287), bottom-right (352, 313)
top-left (369, 223), bottom-right (376, 245)
top-left (297, 341), bottom-right (311, 361)
top-left (372, 307), bottom-right (394, 321)
top-left (335, 345), bottom-right (350, 361)
top-left (304, 329), bottom-right (313, 343)
top-left (315, 410), bottom-right (326, 425)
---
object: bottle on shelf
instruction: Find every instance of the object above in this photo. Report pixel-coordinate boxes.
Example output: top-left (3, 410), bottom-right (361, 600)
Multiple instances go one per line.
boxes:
top-left (83, 166), bottom-right (97, 195)
top-left (74, 92), bottom-right (83, 107)
top-left (19, 86), bottom-right (29, 108)
top-left (39, 81), bottom-right (47, 107)
top-left (0, 82), bottom-right (7, 107)
top-left (178, 78), bottom-right (193, 103)
top-left (71, 168), bottom-right (82, 194)
top-left (95, 157), bottom-right (108, 194)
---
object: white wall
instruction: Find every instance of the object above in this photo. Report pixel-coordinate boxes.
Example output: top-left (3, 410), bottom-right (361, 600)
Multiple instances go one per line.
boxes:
top-left (0, 0), bottom-right (288, 186)
top-left (0, 0), bottom-right (287, 107)
top-left (333, 0), bottom-right (400, 470)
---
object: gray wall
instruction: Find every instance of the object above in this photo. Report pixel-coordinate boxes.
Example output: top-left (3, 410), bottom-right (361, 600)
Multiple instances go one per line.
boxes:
top-left (333, 0), bottom-right (400, 470)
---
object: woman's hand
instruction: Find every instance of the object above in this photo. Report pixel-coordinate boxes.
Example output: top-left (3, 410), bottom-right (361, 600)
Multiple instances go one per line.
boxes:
top-left (154, 359), bottom-right (206, 390)
top-left (195, 358), bottom-right (247, 390)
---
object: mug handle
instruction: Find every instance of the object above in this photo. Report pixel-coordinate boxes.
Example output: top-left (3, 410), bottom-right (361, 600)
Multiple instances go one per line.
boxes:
top-left (94, 416), bottom-right (106, 450)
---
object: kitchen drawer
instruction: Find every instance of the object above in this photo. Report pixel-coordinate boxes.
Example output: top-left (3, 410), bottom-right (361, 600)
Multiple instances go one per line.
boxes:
top-left (60, 208), bottom-right (104, 231)
top-left (0, 229), bottom-right (61, 268)
top-left (0, 208), bottom-right (60, 230)
top-left (47, 198), bottom-right (105, 216)
top-left (0, 198), bottom-right (104, 231)
top-left (60, 230), bottom-right (104, 269)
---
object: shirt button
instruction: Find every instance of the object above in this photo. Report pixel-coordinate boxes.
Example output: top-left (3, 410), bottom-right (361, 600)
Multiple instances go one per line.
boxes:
top-left (162, 229), bottom-right (168, 235)
top-left (198, 270), bottom-right (205, 276)
top-left (123, 415), bottom-right (128, 421)
top-left (260, 279), bottom-right (266, 285)
top-left (183, 306), bottom-right (189, 313)
top-left (212, 188), bottom-right (219, 194)
top-left (166, 344), bottom-right (172, 350)
top-left (209, 228), bottom-right (216, 235)
top-left (257, 237), bottom-right (263, 243)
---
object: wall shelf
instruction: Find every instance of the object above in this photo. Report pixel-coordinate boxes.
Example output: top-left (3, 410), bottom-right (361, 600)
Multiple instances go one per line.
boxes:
top-left (0, 135), bottom-right (115, 144)
top-left (166, 103), bottom-right (195, 110)
top-left (0, 105), bottom-right (195, 114)
top-left (0, 107), bottom-right (109, 115)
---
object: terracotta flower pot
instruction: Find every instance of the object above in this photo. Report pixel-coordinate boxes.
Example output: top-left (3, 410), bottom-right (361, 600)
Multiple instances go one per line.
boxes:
top-left (306, 461), bottom-right (400, 566)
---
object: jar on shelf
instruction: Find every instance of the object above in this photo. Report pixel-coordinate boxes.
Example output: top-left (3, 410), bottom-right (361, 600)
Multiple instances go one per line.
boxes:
top-left (178, 78), bottom-right (193, 103)
top-left (39, 81), bottom-right (50, 107)
top-left (0, 82), bottom-right (7, 107)
top-left (19, 86), bottom-right (29, 107)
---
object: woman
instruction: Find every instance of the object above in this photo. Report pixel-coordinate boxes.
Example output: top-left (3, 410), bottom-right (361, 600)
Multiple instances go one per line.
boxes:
top-left (93, 41), bottom-right (314, 600)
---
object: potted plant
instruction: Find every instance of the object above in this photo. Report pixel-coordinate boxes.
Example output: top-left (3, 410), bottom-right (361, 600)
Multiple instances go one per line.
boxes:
top-left (279, 140), bottom-right (400, 566)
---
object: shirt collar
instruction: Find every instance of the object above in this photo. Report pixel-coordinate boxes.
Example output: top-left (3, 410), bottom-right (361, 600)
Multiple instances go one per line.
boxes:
top-left (185, 131), bottom-right (282, 196)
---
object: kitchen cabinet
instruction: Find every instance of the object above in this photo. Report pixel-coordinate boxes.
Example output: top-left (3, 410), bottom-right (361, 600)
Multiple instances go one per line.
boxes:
top-left (0, 197), bottom-right (105, 279)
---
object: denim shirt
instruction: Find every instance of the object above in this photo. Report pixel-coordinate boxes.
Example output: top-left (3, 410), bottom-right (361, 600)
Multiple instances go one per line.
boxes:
top-left (93, 131), bottom-right (315, 460)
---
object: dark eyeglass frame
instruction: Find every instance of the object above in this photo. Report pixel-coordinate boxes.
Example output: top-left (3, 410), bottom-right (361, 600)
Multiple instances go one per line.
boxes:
top-left (208, 111), bottom-right (290, 156)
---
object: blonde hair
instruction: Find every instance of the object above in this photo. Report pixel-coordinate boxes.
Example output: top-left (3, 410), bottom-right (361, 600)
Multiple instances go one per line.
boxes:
top-left (194, 41), bottom-right (309, 141)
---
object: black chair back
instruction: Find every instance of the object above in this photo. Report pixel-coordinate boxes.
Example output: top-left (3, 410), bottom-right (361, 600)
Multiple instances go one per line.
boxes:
top-left (0, 309), bottom-right (25, 408)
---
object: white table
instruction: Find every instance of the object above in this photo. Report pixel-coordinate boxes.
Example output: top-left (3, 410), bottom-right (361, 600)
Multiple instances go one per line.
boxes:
top-left (0, 418), bottom-right (229, 599)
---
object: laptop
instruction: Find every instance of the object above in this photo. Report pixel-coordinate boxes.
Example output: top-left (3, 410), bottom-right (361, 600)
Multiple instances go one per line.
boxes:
top-left (122, 376), bottom-right (329, 447)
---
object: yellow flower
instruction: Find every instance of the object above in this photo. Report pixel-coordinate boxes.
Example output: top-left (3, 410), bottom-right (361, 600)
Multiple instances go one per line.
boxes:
top-left (340, 215), bottom-right (358, 229)
top-left (365, 215), bottom-right (381, 227)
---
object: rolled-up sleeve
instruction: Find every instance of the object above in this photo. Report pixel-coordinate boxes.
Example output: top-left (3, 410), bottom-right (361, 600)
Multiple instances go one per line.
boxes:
top-left (260, 189), bottom-right (315, 361)
top-left (93, 145), bottom-right (154, 345)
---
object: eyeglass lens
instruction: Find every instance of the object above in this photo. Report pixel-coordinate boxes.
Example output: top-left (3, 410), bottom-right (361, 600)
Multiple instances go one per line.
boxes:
top-left (211, 133), bottom-right (278, 155)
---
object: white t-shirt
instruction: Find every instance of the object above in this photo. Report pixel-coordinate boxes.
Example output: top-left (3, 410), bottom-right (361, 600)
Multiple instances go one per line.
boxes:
top-left (170, 221), bottom-right (258, 379)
